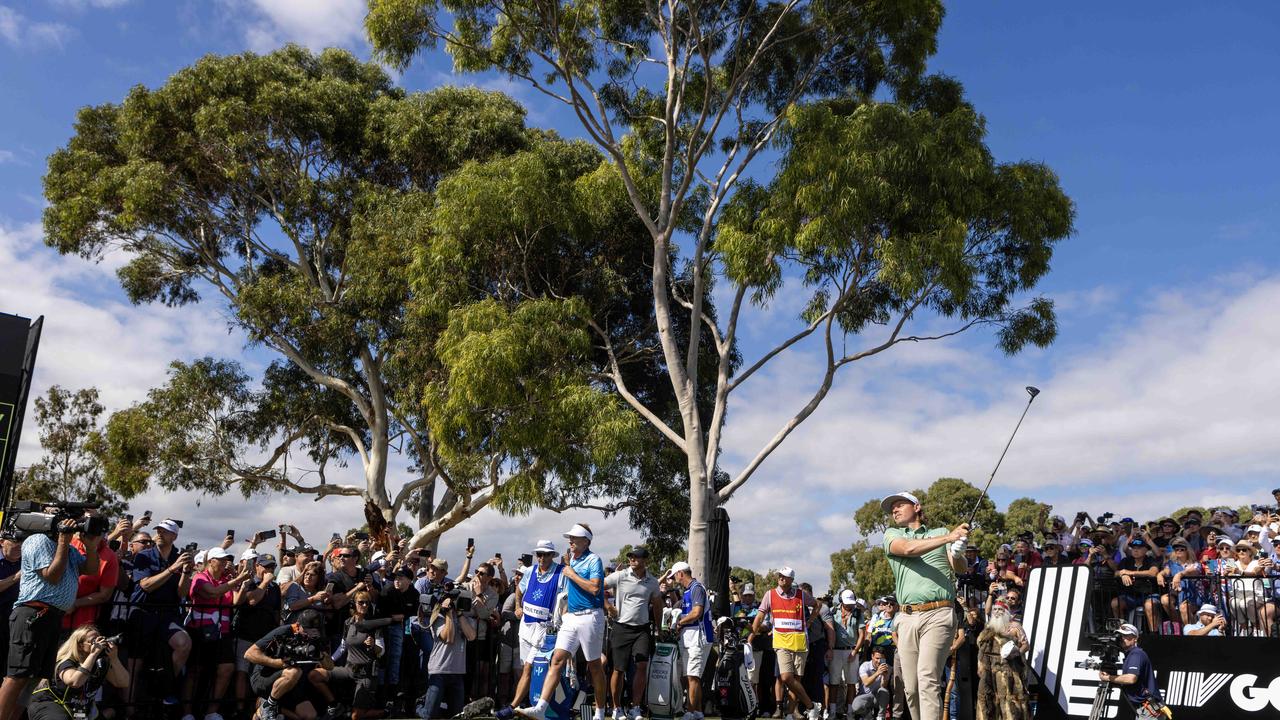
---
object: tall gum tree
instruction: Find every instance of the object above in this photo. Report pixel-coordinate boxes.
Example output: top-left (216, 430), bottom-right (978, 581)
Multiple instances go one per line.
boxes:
top-left (367, 1), bottom-right (1075, 574)
top-left (43, 46), bottom-right (664, 547)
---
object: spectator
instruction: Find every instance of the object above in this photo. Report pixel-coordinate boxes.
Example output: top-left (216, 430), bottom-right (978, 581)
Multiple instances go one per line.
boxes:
top-left (603, 547), bottom-right (662, 720)
top-left (1114, 538), bottom-right (1160, 631)
top-left (849, 647), bottom-right (889, 720)
top-left (497, 566), bottom-right (523, 709)
top-left (0, 532), bottom-right (21, 652)
top-left (1225, 541), bottom-right (1265, 635)
top-left (64, 529), bottom-right (118, 633)
top-left (466, 560), bottom-right (501, 701)
top-left (974, 602), bottom-right (1030, 720)
top-left (284, 562), bottom-right (332, 623)
top-left (379, 565), bottom-right (421, 711)
top-left (962, 544), bottom-right (987, 578)
top-left (1180, 516), bottom-right (1206, 555)
top-left (797, 583), bottom-right (834, 713)
top-left (233, 551), bottom-right (282, 720)
top-left (1182, 604), bottom-right (1225, 637)
top-left (325, 546), bottom-right (372, 641)
top-left (417, 585), bottom-right (476, 719)
top-left (828, 590), bottom-right (864, 720)
top-left (184, 546), bottom-right (250, 720)
top-left (327, 590), bottom-right (384, 720)
top-left (1040, 538), bottom-right (1068, 568)
top-left (0, 515), bottom-right (100, 720)
top-left (26, 625), bottom-right (128, 720)
top-left (127, 519), bottom-right (194, 702)
top-left (1158, 538), bottom-right (1196, 625)
top-left (278, 543), bottom-right (316, 590)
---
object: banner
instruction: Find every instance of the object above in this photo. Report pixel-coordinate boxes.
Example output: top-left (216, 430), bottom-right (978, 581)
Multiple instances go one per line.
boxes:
top-left (0, 313), bottom-right (42, 507)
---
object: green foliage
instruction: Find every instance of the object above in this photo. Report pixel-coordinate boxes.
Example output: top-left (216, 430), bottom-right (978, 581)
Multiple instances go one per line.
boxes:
top-left (12, 385), bottom-right (126, 518)
top-left (829, 541), bottom-right (894, 602)
top-left (1004, 497), bottom-right (1049, 539)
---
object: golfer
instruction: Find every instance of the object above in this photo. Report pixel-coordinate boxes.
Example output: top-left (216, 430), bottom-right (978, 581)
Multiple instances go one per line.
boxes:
top-left (880, 491), bottom-right (969, 720)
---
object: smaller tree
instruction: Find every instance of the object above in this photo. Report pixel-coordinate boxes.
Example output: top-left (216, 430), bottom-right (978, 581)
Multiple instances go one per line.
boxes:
top-left (830, 541), bottom-right (894, 603)
top-left (13, 385), bottom-right (125, 517)
top-left (1004, 497), bottom-right (1051, 539)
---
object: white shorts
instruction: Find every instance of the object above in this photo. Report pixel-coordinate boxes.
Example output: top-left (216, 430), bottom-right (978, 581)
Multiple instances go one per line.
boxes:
top-left (556, 609), bottom-right (606, 661)
top-left (681, 630), bottom-right (710, 677)
top-left (519, 621), bottom-right (549, 663)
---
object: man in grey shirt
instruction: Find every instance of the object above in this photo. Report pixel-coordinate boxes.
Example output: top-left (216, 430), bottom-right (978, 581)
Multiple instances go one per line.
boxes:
top-left (603, 547), bottom-right (663, 720)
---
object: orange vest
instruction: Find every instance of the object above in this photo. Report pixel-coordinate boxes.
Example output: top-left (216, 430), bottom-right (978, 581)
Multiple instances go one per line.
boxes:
top-left (769, 588), bottom-right (808, 652)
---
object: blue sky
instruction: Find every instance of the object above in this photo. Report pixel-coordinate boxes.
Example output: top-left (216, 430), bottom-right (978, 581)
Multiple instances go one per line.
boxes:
top-left (2, 2), bottom-right (1278, 586)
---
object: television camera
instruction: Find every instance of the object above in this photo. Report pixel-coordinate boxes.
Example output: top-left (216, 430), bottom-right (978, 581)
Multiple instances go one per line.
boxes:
top-left (5, 500), bottom-right (110, 538)
top-left (419, 581), bottom-right (473, 613)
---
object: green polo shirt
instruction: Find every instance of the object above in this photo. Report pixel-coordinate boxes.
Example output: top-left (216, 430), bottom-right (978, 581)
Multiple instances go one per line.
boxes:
top-left (883, 525), bottom-right (956, 605)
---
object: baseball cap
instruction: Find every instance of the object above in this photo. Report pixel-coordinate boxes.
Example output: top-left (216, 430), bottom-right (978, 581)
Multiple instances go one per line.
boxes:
top-left (1129, 538), bottom-right (1148, 548)
top-left (296, 544), bottom-right (317, 555)
top-left (1077, 538), bottom-right (1094, 548)
top-left (430, 558), bottom-right (449, 572)
top-left (626, 546), bottom-right (650, 558)
top-left (1216, 537), bottom-right (1234, 548)
top-left (206, 547), bottom-right (234, 561)
top-left (194, 550), bottom-right (207, 564)
top-left (533, 539), bottom-right (556, 554)
top-left (393, 566), bottom-right (414, 579)
top-left (880, 491), bottom-right (921, 513)
top-left (257, 553), bottom-right (277, 568)
top-left (839, 589), bottom-right (857, 605)
top-left (778, 566), bottom-right (796, 579)
top-left (740, 583), bottom-right (756, 596)
top-left (1247, 524), bottom-right (1264, 534)
top-left (1116, 623), bottom-right (1140, 637)
top-left (563, 523), bottom-right (593, 540)
top-left (240, 548), bottom-right (259, 562)
top-left (153, 519), bottom-right (180, 535)
top-left (670, 561), bottom-right (692, 575)
top-left (1169, 538), bottom-right (1189, 548)
top-left (1197, 603), bottom-right (1219, 616)
top-left (372, 550), bottom-right (387, 563)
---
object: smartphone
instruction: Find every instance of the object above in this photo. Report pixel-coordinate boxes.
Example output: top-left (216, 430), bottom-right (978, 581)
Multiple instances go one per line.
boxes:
top-left (520, 553), bottom-right (533, 567)
top-left (184, 542), bottom-right (199, 556)
top-left (331, 532), bottom-right (341, 543)
top-left (125, 513), bottom-right (134, 523)
top-left (260, 529), bottom-right (277, 540)
top-left (325, 582), bottom-right (336, 595)
top-left (467, 537), bottom-right (474, 549)
top-left (227, 529), bottom-right (235, 540)
top-left (494, 552), bottom-right (501, 559)
top-left (352, 531), bottom-right (370, 541)
top-left (142, 510), bottom-right (152, 519)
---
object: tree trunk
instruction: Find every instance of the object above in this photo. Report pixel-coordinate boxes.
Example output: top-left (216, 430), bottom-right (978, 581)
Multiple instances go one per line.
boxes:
top-left (687, 453), bottom-right (713, 579)
top-left (415, 478), bottom-right (440, 556)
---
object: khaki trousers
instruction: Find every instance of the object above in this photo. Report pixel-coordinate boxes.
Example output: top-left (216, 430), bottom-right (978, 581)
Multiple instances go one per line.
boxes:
top-left (892, 604), bottom-right (954, 720)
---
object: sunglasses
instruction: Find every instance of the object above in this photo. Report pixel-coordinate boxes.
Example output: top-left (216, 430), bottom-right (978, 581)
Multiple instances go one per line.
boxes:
top-left (132, 539), bottom-right (153, 545)
top-left (536, 551), bottom-right (554, 556)
top-left (356, 601), bottom-right (371, 606)
top-left (476, 571), bottom-right (491, 576)
top-left (340, 553), bottom-right (358, 559)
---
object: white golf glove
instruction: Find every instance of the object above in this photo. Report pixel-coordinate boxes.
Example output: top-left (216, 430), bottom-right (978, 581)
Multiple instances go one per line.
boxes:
top-left (951, 539), bottom-right (966, 555)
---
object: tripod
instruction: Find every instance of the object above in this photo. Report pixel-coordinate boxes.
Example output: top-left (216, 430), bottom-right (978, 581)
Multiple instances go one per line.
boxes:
top-left (1087, 680), bottom-right (1112, 720)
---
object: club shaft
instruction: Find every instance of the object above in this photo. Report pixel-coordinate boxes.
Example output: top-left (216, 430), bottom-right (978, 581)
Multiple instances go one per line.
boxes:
top-left (965, 394), bottom-right (1038, 526)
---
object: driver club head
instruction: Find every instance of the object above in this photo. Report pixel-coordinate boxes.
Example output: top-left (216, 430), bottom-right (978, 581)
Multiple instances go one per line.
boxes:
top-left (1025, 386), bottom-right (1041, 398)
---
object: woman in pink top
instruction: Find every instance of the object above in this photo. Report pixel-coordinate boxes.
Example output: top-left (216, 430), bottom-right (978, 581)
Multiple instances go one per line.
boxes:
top-left (184, 547), bottom-right (251, 720)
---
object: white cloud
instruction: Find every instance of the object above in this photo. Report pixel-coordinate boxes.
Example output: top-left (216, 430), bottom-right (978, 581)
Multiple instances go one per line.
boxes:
top-left (0, 5), bottom-right (73, 49)
top-left (228, 0), bottom-right (368, 53)
top-left (0, 150), bottom-right (15, 163)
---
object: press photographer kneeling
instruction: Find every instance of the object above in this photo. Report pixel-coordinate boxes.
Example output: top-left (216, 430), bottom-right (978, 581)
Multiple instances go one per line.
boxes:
top-left (243, 609), bottom-right (335, 720)
top-left (0, 504), bottom-right (105, 720)
top-left (27, 626), bottom-right (128, 720)
top-left (1096, 623), bottom-right (1169, 720)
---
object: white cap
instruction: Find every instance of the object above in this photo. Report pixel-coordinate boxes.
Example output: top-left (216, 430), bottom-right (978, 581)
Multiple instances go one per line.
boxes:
top-left (1197, 603), bottom-right (1219, 616)
top-left (194, 550), bottom-right (206, 564)
top-left (563, 524), bottom-right (593, 541)
top-left (153, 519), bottom-right (180, 535)
top-left (206, 547), bottom-right (234, 561)
top-left (239, 548), bottom-right (259, 562)
top-left (1247, 524), bottom-right (1264, 534)
top-left (881, 492), bottom-right (921, 513)
top-left (1116, 623), bottom-right (1140, 637)
top-left (839, 589), bottom-right (857, 605)
top-left (670, 561), bottom-right (692, 575)
top-left (778, 566), bottom-right (796, 579)
top-left (1217, 537), bottom-right (1234, 547)
top-left (740, 583), bottom-right (756, 596)
top-left (371, 550), bottom-right (387, 562)
top-left (533, 539), bottom-right (556, 554)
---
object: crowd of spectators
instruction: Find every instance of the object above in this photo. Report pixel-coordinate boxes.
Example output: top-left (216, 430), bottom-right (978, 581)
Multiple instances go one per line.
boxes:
top-left (0, 488), bottom-right (1275, 720)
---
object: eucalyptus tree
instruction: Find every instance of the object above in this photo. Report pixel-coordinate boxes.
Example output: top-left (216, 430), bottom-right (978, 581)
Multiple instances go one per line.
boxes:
top-left (367, 1), bottom-right (1075, 573)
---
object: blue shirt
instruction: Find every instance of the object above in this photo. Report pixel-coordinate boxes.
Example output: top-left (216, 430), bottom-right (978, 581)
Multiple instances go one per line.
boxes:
top-left (15, 534), bottom-right (85, 612)
top-left (565, 551), bottom-right (604, 612)
top-left (1120, 645), bottom-right (1161, 704)
top-left (130, 545), bottom-right (181, 608)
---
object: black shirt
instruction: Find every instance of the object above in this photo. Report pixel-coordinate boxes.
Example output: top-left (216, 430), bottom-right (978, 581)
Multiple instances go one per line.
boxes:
top-left (1119, 556), bottom-right (1158, 594)
top-left (0, 556), bottom-right (21, 614)
top-left (235, 581), bottom-right (283, 641)
top-left (32, 659), bottom-right (108, 713)
top-left (379, 584), bottom-right (420, 620)
top-left (1120, 645), bottom-right (1160, 704)
top-left (343, 618), bottom-right (382, 671)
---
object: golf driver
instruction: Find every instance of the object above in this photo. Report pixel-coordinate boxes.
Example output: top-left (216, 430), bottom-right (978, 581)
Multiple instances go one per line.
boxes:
top-left (965, 386), bottom-right (1041, 527)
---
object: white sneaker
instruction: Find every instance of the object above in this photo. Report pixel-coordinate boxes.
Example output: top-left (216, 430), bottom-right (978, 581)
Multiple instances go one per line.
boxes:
top-left (627, 707), bottom-right (644, 720)
top-left (613, 709), bottom-right (625, 720)
top-left (807, 707), bottom-right (823, 720)
top-left (515, 706), bottom-right (548, 720)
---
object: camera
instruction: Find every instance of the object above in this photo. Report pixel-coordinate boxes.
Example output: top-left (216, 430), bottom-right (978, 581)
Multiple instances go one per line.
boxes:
top-left (420, 582), bottom-right (473, 613)
top-left (1096, 512), bottom-right (1114, 525)
top-left (1251, 505), bottom-right (1276, 515)
top-left (279, 633), bottom-right (323, 668)
top-left (1074, 620), bottom-right (1124, 673)
top-left (6, 501), bottom-right (110, 537)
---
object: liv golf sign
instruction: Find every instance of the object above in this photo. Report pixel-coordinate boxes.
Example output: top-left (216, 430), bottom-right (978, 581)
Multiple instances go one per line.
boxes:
top-left (1023, 566), bottom-right (1280, 719)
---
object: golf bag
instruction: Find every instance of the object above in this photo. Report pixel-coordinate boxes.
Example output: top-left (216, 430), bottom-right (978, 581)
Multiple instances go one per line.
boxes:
top-left (712, 617), bottom-right (757, 720)
top-left (646, 642), bottom-right (684, 718)
top-left (530, 632), bottom-right (582, 720)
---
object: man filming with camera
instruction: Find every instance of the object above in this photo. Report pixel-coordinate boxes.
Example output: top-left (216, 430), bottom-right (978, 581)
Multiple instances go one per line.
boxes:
top-left (243, 608), bottom-right (334, 720)
top-left (0, 509), bottom-right (103, 720)
top-left (1097, 623), bottom-right (1168, 719)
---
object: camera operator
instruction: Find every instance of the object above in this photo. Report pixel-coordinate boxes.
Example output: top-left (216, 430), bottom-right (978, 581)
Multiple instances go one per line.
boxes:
top-left (26, 625), bottom-right (127, 720)
top-left (243, 609), bottom-right (334, 720)
top-left (1097, 623), bottom-right (1167, 719)
top-left (0, 512), bottom-right (101, 720)
top-left (0, 532), bottom-right (21, 652)
top-left (127, 519), bottom-right (193, 700)
top-left (417, 586), bottom-right (477, 720)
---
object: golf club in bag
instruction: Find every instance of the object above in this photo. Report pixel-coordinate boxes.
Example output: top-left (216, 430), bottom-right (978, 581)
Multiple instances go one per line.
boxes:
top-left (965, 386), bottom-right (1041, 528)
top-left (712, 616), bottom-right (758, 720)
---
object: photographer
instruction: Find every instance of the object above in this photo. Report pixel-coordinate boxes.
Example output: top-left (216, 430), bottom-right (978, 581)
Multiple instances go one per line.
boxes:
top-left (1097, 623), bottom-right (1167, 719)
top-left (416, 587), bottom-right (476, 720)
top-left (849, 647), bottom-right (889, 720)
top-left (243, 609), bottom-right (334, 720)
top-left (0, 513), bottom-right (101, 720)
top-left (26, 625), bottom-right (128, 720)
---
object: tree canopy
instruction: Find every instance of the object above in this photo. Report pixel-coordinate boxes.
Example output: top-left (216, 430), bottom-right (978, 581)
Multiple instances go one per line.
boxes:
top-left (12, 385), bottom-right (125, 517)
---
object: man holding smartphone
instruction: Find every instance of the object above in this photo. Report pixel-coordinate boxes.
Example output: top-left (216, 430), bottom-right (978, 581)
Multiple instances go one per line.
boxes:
top-left (850, 647), bottom-right (890, 720)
